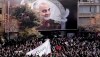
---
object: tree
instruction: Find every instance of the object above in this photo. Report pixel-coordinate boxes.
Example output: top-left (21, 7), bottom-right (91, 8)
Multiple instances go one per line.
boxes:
top-left (94, 14), bottom-right (100, 26)
top-left (85, 13), bottom-right (100, 32)
top-left (11, 5), bottom-right (42, 39)
top-left (78, 14), bottom-right (100, 32)
top-left (0, 26), bottom-right (5, 44)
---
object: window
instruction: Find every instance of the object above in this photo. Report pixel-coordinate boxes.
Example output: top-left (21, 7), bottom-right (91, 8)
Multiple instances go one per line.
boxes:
top-left (79, 6), bottom-right (96, 13)
top-left (83, 0), bottom-right (88, 2)
top-left (90, 6), bottom-right (96, 13)
top-left (0, 8), bottom-right (2, 14)
top-left (80, 0), bottom-right (94, 2)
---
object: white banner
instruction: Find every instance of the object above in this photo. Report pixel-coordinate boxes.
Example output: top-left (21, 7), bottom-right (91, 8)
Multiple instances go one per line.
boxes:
top-left (26, 39), bottom-right (51, 56)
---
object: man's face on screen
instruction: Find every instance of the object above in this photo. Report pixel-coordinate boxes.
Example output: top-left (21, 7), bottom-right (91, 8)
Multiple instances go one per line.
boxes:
top-left (39, 3), bottom-right (51, 20)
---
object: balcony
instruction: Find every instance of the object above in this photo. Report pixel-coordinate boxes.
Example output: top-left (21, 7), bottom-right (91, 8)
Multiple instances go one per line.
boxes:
top-left (78, 13), bottom-right (95, 17)
top-left (78, 2), bottom-right (100, 6)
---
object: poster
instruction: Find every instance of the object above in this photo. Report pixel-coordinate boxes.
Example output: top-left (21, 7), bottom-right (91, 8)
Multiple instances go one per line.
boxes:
top-left (30, 0), bottom-right (78, 30)
top-left (6, 0), bottom-right (78, 31)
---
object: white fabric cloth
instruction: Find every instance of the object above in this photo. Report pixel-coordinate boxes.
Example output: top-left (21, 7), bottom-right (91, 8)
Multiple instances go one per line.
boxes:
top-left (26, 39), bottom-right (51, 56)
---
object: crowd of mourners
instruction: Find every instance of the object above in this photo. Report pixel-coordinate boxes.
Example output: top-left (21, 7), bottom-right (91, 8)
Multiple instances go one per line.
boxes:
top-left (0, 32), bottom-right (100, 57)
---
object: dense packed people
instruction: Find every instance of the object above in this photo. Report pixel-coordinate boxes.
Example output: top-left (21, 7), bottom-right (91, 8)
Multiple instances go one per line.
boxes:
top-left (0, 32), bottom-right (100, 57)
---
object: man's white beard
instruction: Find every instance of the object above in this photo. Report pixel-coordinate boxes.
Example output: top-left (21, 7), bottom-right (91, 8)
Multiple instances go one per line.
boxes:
top-left (43, 17), bottom-right (50, 20)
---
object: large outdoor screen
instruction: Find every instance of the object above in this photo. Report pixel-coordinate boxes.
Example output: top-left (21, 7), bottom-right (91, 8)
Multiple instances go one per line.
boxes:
top-left (9, 0), bottom-right (78, 31)
top-left (33, 0), bottom-right (78, 30)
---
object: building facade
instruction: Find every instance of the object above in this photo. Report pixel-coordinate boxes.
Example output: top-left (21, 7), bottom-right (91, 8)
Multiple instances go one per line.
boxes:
top-left (0, 0), bottom-right (6, 30)
top-left (0, 0), bottom-right (19, 33)
top-left (78, 0), bottom-right (100, 26)
top-left (1, 0), bottom-right (100, 31)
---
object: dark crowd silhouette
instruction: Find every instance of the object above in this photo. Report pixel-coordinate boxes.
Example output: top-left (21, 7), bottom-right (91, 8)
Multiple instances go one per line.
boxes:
top-left (0, 32), bottom-right (100, 57)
